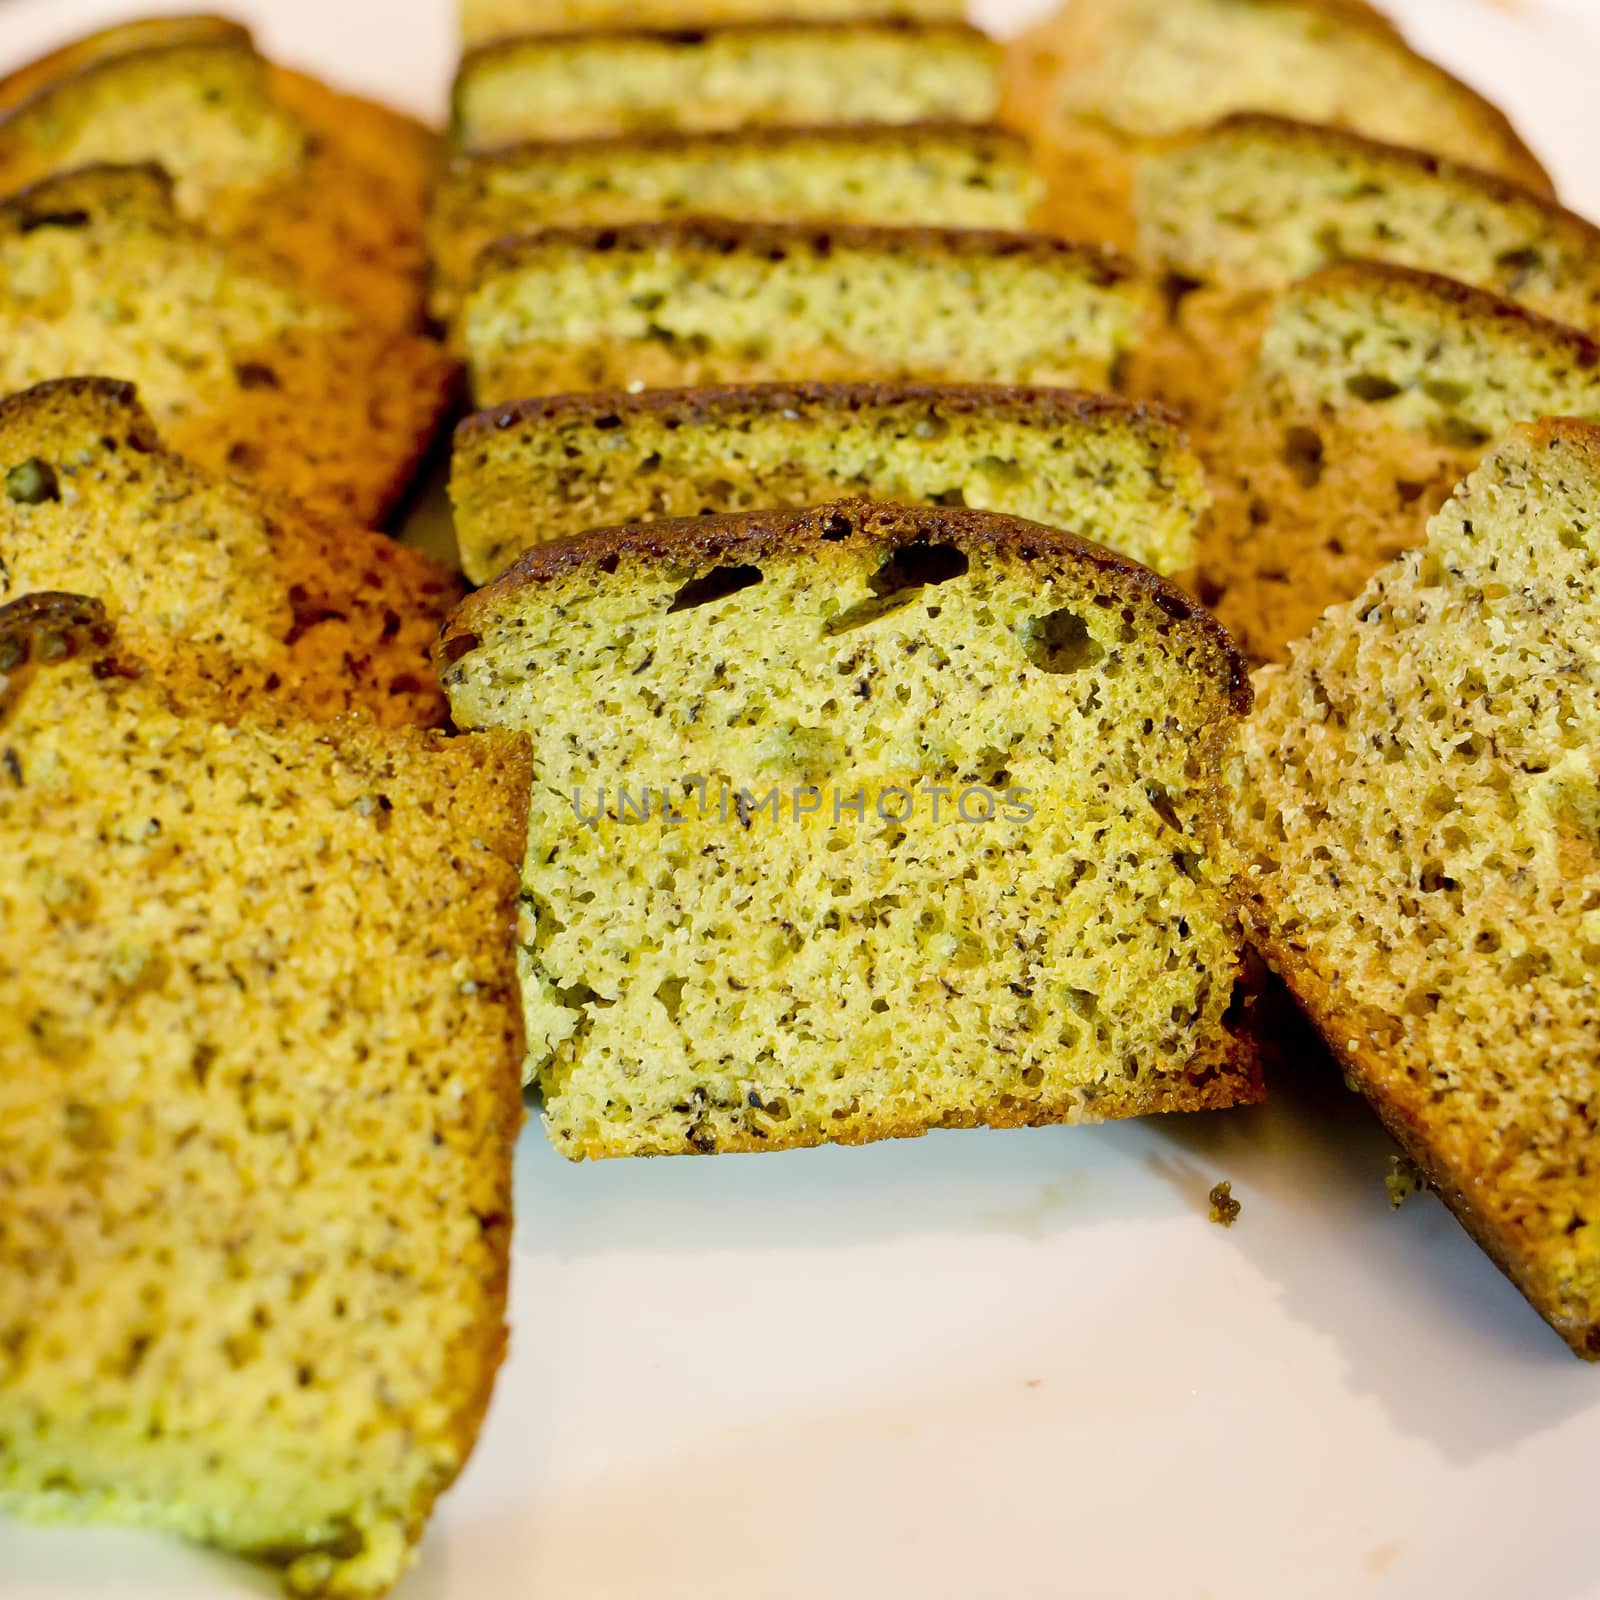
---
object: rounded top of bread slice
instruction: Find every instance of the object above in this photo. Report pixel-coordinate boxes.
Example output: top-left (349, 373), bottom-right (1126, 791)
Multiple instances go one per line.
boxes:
top-left (1138, 112), bottom-right (1600, 327)
top-left (1012, 0), bottom-right (1550, 192)
top-left (442, 496), bottom-right (1249, 712)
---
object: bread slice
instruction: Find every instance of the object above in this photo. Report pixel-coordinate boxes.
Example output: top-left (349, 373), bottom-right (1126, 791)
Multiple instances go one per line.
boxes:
top-left (1133, 113), bottom-right (1600, 419)
top-left (0, 379), bottom-right (456, 727)
top-left (427, 123), bottom-right (1040, 323)
top-left (1200, 262), bottom-right (1600, 665)
top-left (451, 382), bottom-right (1205, 584)
top-left (462, 218), bottom-right (1150, 408)
top-left (451, 21), bottom-right (1001, 149)
top-left (462, 0), bottom-right (964, 47)
top-left (1238, 419), bottom-right (1600, 1357)
top-left (1002, 0), bottom-right (1552, 250)
top-left (0, 164), bottom-right (456, 528)
top-left (0, 591), bottom-right (528, 1590)
top-left (0, 18), bottom-right (436, 331)
top-left (438, 498), bottom-right (1259, 1158)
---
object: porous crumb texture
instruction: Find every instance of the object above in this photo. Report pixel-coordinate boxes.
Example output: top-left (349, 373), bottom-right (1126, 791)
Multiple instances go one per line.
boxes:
top-left (0, 594), bottom-right (532, 1590)
top-left (1132, 114), bottom-right (1600, 419)
top-left (463, 219), bottom-right (1150, 408)
top-left (439, 499), bottom-right (1259, 1160)
top-left (1000, 0), bottom-right (1552, 250)
top-left (0, 379), bottom-right (456, 727)
top-left (451, 382), bottom-right (1206, 584)
top-left (0, 164), bottom-right (457, 528)
top-left (1238, 420), bottom-right (1600, 1358)
top-left (461, 0), bottom-right (966, 46)
top-left (427, 123), bottom-right (1041, 322)
top-left (0, 21), bottom-right (437, 332)
top-left (1202, 263), bottom-right (1600, 664)
top-left (451, 22), bottom-right (1002, 148)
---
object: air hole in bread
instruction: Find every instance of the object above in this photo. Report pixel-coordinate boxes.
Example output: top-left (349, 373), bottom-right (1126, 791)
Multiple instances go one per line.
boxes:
top-left (5, 458), bottom-right (59, 505)
top-left (1281, 425), bottom-right (1325, 489)
top-left (17, 208), bottom-right (89, 235)
top-left (1020, 608), bottom-right (1103, 675)
top-left (1347, 373), bottom-right (1404, 402)
top-left (438, 631), bottom-right (481, 665)
top-left (868, 541), bottom-right (969, 596)
top-left (234, 362), bottom-right (282, 391)
top-left (667, 563), bottom-right (763, 613)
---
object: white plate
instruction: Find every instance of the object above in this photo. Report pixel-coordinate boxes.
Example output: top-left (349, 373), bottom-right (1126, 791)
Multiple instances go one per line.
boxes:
top-left (5, 2), bottom-right (1600, 1596)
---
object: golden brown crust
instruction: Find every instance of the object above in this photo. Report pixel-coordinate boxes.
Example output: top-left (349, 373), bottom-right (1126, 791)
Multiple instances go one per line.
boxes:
top-left (473, 214), bottom-right (1138, 283)
top-left (0, 21), bottom-right (436, 333)
top-left (1245, 899), bottom-right (1598, 1358)
top-left (1, 376), bottom-right (459, 727)
top-left (443, 497), bottom-right (1253, 716)
top-left (1300, 259), bottom-right (1600, 362)
top-left (452, 117), bottom-right (1026, 166)
top-left (1188, 110), bottom-right (1579, 227)
top-left (457, 16), bottom-right (995, 76)
top-left (456, 379), bottom-right (1185, 446)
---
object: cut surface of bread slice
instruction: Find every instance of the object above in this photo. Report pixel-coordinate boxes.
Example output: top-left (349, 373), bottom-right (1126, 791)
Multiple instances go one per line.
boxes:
top-left (1238, 419), bottom-right (1600, 1358)
top-left (452, 21), bottom-right (1001, 148)
top-left (0, 18), bottom-right (436, 330)
top-left (1201, 262), bottom-right (1600, 665)
top-left (427, 123), bottom-right (1040, 322)
top-left (0, 592), bottom-right (530, 1591)
top-left (1133, 114), bottom-right (1600, 419)
top-left (0, 164), bottom-right (457, 528)
top-left (439, 498), bottom-right (1259, 1158)
top-left (463, 218), bottom-right (1149, 407)
top-left (1002, 0), bottom-right (1552, 250)
top-left (0, 379), bottom-right (456, 727)
top-left (452, 382), bottom-right (1205, 583)
top-left (461, 0), bottom-right (965, 47)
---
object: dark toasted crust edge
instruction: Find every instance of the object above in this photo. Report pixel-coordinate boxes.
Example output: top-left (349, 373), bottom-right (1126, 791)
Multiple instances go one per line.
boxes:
top-left (1184, 112), bottom-right (1588, 241)
top-left (1290, 259), bottom-right (1600, 365)
top-left (440, 497), bottom-right (1252, 715)
top-left (455, 379), bottom-right (1186, 448)
top-left (457, 17), bottom-right (996, 77)
top-left (472, 216), bottom-right (1137, 282)
top-left (448, 117), bottom-right (1030, 170)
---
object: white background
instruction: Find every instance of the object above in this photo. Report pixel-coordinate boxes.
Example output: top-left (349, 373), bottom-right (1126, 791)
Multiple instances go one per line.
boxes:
top-left (4, 2), bottom-right (1600, 1597)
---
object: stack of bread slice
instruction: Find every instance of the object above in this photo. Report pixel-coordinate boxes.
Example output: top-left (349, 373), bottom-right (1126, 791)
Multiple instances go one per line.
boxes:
top-left (0, 591), bottom-right (529, 1594)
top-left (428, 0), bottom-right (1267, 1177)
top-left (432, 8), bottom-right (1159, 409)
top-left (0, 18), bottom-right (525, 1590)
top-left (1002, 0), bottom-right (1553, 250)
top-left (0, 15), bottom-right (437, 331)
top-left (999, 0), bottom-right (1600, 1360)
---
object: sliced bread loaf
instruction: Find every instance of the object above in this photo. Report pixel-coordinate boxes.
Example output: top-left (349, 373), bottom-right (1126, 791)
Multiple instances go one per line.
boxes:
top-left (0, 379), bottom-right (455, 727)
top-left (451, 382), bottom-right (1205, 583)
top-left (427, 123), bottom-right (1040, 322)
top-left (0, 591), bottom-right (529, 1590)
top-left (462, 0), bottom-right (965, 47)
top-left (1200, 262), bottom-right (1600, 664)
top-left (0, 19), bottom-right (435, 331)
top-left (0, 164), bottom-right (456, 528)
top-left (1002, 0), bottom-right (1552, 250)
top-left (439, 498), bottom-right (1259, 1158)
top-left (1238, 419), bottom-right (1600, 1358)
top-left (462, 219), bottom-right (1149, 407)
top-left (1133, 114), bottom-right (1600, 419)
top-left (451, 21), bottom-right (1001, 148)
